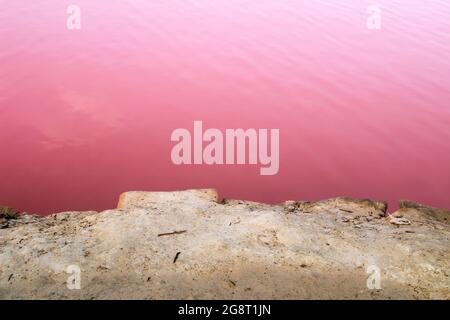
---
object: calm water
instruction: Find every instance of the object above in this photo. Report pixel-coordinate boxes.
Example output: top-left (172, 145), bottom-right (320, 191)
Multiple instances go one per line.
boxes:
top-left (1, 0), bottom-right (450, 214)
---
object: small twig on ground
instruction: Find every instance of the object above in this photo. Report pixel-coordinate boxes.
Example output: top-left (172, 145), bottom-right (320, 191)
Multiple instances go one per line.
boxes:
top-left (229, 217), bottom-right (241, 226)
top-left (173, 252), bottom-right (181, 263)
top-left (339, 208), bottom-right (353, 213)
top-left (158, 230), bottom-right (187, 237)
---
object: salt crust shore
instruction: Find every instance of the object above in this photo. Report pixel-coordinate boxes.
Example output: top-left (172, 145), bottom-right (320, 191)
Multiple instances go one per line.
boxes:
top-left (0, 189), bottom-right (449, 299)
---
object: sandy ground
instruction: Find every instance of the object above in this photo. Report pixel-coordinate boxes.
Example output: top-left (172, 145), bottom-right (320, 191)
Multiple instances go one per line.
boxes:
top-left (0, 189), bottom-right (448, 299)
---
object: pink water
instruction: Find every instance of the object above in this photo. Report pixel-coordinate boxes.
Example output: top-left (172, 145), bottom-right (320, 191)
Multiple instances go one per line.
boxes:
top-left (1, 1), bottom-right (450, 214)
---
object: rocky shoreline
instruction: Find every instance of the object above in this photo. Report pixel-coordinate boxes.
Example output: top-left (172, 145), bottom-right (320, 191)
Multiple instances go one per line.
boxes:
top-left (0, 189), bottom-right (449, 299)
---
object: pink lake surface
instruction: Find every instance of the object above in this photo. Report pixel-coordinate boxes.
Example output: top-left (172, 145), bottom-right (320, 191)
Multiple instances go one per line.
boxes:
top-left (1, 0), bottom-right (450, 214)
